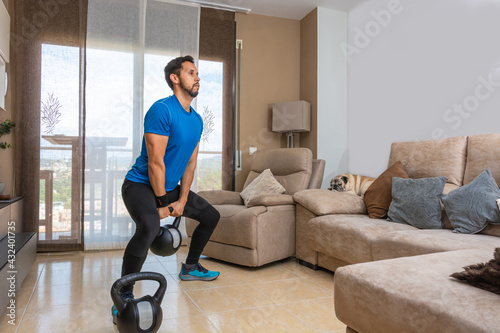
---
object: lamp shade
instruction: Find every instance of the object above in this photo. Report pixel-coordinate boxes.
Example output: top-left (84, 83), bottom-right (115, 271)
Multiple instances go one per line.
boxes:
top-left (272, 101), bottom-right (311, 133)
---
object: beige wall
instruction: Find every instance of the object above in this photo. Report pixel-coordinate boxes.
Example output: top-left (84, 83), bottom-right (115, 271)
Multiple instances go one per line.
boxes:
top-left (234, 13), bottom-right (300, 191)
top-left (299, 9), bottom-right (318, 158)
top-left (0, 0), bottom-right (14, 197)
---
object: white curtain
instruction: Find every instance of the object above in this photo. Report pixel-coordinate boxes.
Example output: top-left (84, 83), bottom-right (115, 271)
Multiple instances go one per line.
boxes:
top-left (84, 0), bottom-right (200, 250)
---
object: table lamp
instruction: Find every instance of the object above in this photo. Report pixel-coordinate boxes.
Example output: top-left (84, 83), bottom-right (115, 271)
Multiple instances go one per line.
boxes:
top-left (272, 100), bottom-right (311, 148)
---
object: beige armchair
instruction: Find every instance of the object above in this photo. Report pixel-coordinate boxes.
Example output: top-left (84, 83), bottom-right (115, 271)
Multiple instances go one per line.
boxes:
top-left (186, 148), bottom-right (324, 267)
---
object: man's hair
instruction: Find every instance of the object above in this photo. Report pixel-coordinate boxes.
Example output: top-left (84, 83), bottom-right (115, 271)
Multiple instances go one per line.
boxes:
top-left (164, 55), bottom-right (195, 90)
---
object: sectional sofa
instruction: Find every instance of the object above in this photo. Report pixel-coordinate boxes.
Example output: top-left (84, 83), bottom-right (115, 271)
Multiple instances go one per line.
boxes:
top-left (293, 133), bottom-right (500, 333)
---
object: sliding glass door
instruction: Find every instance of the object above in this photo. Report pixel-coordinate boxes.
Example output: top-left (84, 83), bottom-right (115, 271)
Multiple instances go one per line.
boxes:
top-left (197, 60), bottom-right (224, 191)
top-left (83, 0), bottom-right (200, 250)
top-left (39, 44), bottom-right (82, 245)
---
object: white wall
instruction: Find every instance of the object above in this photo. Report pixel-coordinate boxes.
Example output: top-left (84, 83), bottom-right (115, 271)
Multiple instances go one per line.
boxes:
top-left (346, 0), bottom-right (500, 177)
top-left (317, 7), bottom-right (348, 188)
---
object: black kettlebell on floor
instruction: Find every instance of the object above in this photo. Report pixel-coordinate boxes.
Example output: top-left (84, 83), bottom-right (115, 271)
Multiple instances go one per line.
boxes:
top-left (150, 207), bottom-right (183, 256)
top-left (111, 272), bottom-right (167, 333)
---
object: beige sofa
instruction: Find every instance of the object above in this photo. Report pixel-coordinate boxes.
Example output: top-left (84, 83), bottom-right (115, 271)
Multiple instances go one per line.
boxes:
top-left (293, 133), bottom-right (500, 333)
top-left (186, 148), bottom-right (325, 267)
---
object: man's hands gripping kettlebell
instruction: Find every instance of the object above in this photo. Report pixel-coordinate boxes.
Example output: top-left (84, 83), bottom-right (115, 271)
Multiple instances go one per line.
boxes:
top-left (158, 202), bottom-right (185, 219)
top-left (167, 200), bottom-right (186, 217)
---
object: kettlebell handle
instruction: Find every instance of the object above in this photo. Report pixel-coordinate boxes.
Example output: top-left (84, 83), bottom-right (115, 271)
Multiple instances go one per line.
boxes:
top-left (172, 216), bottom-right (181, 228)
top-left (167, 207), bottom-right (182, 229)
top-left (111, 271), bottom-right (167, 313)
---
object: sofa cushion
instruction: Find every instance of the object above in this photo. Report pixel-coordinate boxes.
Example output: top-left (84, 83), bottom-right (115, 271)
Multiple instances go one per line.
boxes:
top-left (481, 224), bottom-right (500, 237)
top-left (245, 194), bottom-right (294, 207)
top-left (308, 215), bottom-right (416, 264)
top-left (441, 168), bottom-right (500, 234)
top-left (240, 169), bottom-right (286, 207)
top-left (293, 189), bottom-right (367, 216)
top-left (388, 176), bottom-right (447, 229)
top-left (371, 229), bottom-right (500, 261)
top-left (308, 159), bottom-right (326, 189)
top-left (244, 148), bottom-right (312, 195)
top-left (199, 205), bottom-right (267, 249)
top-left (363, 161), bottom-right (409, 219)
top-left (198, 190), bottom-right (244, 205)
top-left (334, 249), bottom-right (499, 333)
top-left (441, 183), bottom-right (460, 229)
top-left (463, 133), bottom-right (500, 185)
top-left (388, 136), bottom-right (467, 186)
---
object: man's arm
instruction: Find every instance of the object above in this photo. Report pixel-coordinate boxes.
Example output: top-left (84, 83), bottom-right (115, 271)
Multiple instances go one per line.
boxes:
top-left (169, 142), bottom-right (199, 217)
top-left (145, 133), bottom-right (171, 218)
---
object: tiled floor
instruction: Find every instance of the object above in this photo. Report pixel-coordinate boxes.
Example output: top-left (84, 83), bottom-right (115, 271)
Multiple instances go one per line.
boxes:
top-left (0, 246), bottom-right (347, 332)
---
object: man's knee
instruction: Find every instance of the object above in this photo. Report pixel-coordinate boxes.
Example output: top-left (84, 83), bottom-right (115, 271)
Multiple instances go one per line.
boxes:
top-left (137, 214), bottom-right (161, 240)
top-left (207, 207), bottom-right (220, 229)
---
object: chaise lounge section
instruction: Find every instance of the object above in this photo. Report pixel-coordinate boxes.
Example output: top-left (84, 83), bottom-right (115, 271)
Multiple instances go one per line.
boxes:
top-left (334, 249), bottom-right (499, 333)
top-left (293, 133), bottom-right (500, 332)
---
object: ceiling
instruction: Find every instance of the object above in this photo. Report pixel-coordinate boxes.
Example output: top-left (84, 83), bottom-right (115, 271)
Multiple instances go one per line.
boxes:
top-left (189, 0), bottom-right (368, 20)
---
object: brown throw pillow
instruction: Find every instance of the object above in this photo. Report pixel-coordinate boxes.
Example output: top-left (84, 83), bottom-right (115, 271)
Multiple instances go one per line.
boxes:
top-left (451, 247), bottom-right (500, 295)
top-left (363, 161), bottom-right (409, 219)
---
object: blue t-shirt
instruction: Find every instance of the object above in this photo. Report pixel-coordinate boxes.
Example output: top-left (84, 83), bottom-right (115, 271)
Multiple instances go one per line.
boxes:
top-left (125, 95), bottom-right (203, 191)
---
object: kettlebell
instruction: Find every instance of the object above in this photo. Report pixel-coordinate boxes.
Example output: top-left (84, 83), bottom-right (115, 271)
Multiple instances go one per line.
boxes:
top-left (150, 207), bottom-right (182, 256)
top-left (111, 272), bottom-right (167, 333)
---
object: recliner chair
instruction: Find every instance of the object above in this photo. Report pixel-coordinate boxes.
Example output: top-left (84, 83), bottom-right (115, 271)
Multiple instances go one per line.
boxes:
top-left (186, 148), bottom-right (325, 267)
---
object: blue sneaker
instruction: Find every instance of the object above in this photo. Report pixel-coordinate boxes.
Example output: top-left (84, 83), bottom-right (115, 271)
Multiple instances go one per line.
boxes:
top-left (111, 290), bottom-right (134, 325)
top-left (111, 304), bottom-right (118, 325)
top-left (179, 262), bottom-right (220, 281)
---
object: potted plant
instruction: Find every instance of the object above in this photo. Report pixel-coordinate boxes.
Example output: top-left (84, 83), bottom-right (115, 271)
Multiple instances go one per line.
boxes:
top-left (0, 119), bottom-right (14, 149)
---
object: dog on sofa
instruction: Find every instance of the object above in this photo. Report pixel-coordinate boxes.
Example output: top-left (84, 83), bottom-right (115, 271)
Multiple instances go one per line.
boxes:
top-left (328, 174), bottom-right (375, 198)
top-left (451, 247), bottom-right (500, 295)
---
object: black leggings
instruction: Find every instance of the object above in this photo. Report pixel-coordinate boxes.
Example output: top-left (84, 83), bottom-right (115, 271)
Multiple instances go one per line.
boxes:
top-left (121, 179), bottom-right (219, 288)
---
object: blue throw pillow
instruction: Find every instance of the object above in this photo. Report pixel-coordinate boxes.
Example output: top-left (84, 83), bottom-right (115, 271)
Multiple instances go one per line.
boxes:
top-left (388, 176), bottom-right (447, 229)
top-left (440, 168), bottom-right (500, 234)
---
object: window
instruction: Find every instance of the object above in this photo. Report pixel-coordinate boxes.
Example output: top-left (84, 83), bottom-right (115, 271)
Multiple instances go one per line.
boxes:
top-left (39, 44), bottom-right (81, 242)
top-left (41, 45), bottom-right (225, 247)
top-left (197, 60), bottom-right (224, 191)
top-left (85, 47), bottom-right (135, 244)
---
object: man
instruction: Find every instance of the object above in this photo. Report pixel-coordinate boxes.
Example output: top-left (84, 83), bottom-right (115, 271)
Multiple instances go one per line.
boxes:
top-left (119, 55), bottom-right (220, 299)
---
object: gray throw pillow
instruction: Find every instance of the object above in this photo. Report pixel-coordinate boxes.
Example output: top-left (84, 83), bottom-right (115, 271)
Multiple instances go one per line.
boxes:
top-left (440, 168), bottom-right (500, 234)
top-left (388, 176), bottom-right (447, 229)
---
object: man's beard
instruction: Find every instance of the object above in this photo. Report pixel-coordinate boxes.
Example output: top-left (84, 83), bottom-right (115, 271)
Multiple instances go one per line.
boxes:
top-left (179, 78), bottom-right (199, 98)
